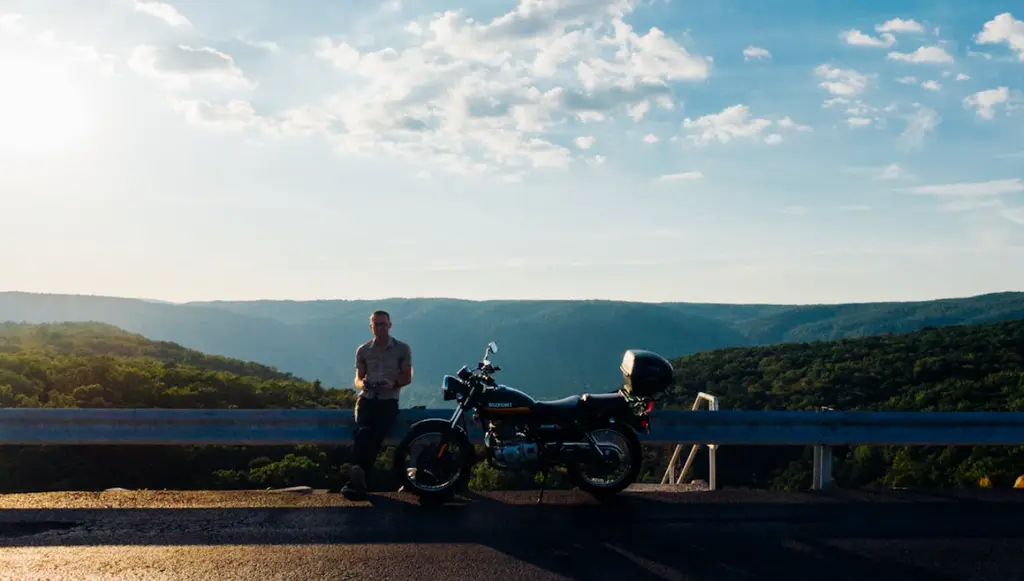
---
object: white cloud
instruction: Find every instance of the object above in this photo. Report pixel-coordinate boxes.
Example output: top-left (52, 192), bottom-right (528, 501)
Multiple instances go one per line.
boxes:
top-left (642, 133), bottom-right (659, 144)
top-left (975, 13), bottom-right (1024, 62)
top-left (956, 73), bottom-right (970, 81)
top-left (129, 44), bottom-right (251, 88)
top-left (841, 29), bottom-right (895, 48)
top-left (0, 13), bottom-right (21, 31)
top-left (815, 64), bottom-right (870, 96)
top-left (230, 0), bottom-right (716, 177)
top-left (1004, 207), bottom-right (1024, 225)
top-left (880, 163), bottom-right (907, 180)
top-left (967, 49), bottom-right (993, 60)
top-left (907, 178), bottom-right (1024, 197)
top-left (845, 117), bottom-right (873, 127)
top-left (895, 76), bottom-right (917, 84)
top-left (574, 135), bottom-right (595, 149)
top-left (777, 117), bottom-right (811, 132)
top-left (964, 87), bottom-right (1010, 120)
top-left (900, 105), bottom-right (939, 146)
top-left (764, 133), bottom-right (783, 145)
top-left (681, 104), bottom-right (808, 145)
top-left (132, 0), bottom-right (191, 28)
top-left (840, 204), bottom-right (872, 211)
top-left (921, 80), bottom-right (941, 91)
top-left (876, 18), bottom-right (926, 34)
top-left (656, 171), bottom-right (703, 182)
top-left (171, 100), bottom-right (261, 129)
top-left (887, 45), bottom-right (954, 64)
top-left (743, 45), bottom-right (771, 60)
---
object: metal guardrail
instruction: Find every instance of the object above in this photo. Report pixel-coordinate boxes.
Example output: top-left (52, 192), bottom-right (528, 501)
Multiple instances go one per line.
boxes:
top-left (3, 407), bottom-right (1024, 490)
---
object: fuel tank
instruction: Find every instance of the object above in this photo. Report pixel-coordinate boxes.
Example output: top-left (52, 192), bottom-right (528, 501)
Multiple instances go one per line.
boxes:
top-left (478, 385), bottom-right (536, 414)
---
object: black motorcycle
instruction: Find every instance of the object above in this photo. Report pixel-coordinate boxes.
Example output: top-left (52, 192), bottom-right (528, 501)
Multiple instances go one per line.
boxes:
top-left (392, 341), bottom-right (674, 502)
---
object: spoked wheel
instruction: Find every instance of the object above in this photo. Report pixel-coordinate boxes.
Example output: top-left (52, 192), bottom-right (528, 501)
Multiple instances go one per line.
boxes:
top-left (566, 424), bottom-right (643, 499)
top-left (393, 420), bottom-right (474, 501)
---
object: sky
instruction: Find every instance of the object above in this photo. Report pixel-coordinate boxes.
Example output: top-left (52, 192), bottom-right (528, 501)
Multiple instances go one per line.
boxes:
top-left (0, 0), bottom-right (1023, 305)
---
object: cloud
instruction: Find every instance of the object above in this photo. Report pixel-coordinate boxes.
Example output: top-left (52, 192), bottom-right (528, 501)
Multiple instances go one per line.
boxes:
top-left (956, 73), bottom-right (970, 81)
top-left (845, 117), bottom-right (873, 127)
top-left (880, 163), bottom-right (908, 180)
top-left (841, 29), bottom-right (895, 48)
top-left (171, 100), bottom-right (261, 129)
top-left (907, 178), bottom-right (1024, 197)
top-left (743, 45), bottom-right (771, 60)
top-left (921, 79), bottom-right (941, 91)
top-left (0, 13), bottom-right (21, 31)
top-left (681, 104), bottom-right (808, 146)
top-left (964, 87), bottom-right (1010, 120)
top-left (815, 64), bottom-right (870, 96)
top-left (656, 171), bottom-right (703, 182)
top-left (1004, 207), bottom-right (1024, 225)
top-left (642, 133), bottom-right (659, 144)
top-left (132, 0), bottom-right (191, 28)
top-left (876, 18), bottom-right (926, 34)
top-left (887, 45), bottom-right (954, 64)
top-left (905, 178), bottom-right (1023, 215)
top-left (129, 44), bottom-right (251, 88)
top-left (975, 13), bottom-right (1024, 62)
top-left (574, 135), bottom-right (595, 149)
top-left (900, 105), bottom-right (939, 146)
top-left (245, 0), bottom-right (715, 177)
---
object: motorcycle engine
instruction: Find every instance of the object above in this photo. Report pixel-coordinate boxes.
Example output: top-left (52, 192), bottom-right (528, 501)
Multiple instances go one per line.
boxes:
top-left (493, 440), bottom-right (539, 466)
top-left (485, 422), bottom-right (539, 467)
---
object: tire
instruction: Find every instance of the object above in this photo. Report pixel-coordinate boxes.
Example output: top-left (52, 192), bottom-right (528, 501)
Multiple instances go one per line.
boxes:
top-left (566, 423), bottom-right (643, 500)
top-left (392, 419), bottom-right (475, 502)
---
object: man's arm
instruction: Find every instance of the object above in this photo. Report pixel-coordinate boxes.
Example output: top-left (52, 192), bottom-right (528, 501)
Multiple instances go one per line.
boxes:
top-left (395, 345), bottom-right (413, 388)
top-left (354, 347), bottom-right (368, 389)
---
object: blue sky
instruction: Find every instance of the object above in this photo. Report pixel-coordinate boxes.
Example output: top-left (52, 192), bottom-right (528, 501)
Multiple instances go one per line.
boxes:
top-left (0, 0), bottom-right (1022, 305)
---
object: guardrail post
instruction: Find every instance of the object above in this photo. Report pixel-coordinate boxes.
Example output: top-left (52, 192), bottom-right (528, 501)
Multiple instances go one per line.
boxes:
top-left (661, 392), bottom-right (719, 490)
top-left (812, 445), bottom-right (833, 490)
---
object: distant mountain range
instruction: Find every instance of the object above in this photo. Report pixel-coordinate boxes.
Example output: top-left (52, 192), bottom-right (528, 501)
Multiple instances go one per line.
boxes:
top-left (2, 291), bottom-right (1023, 407)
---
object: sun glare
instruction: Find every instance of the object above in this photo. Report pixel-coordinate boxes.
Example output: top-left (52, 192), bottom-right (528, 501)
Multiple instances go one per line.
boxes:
top-left (0, 57), bottom-right (90, 155)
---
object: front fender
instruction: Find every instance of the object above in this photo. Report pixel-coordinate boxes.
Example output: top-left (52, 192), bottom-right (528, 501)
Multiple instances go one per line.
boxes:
top-left (400, 417), bottom-right (478, 465)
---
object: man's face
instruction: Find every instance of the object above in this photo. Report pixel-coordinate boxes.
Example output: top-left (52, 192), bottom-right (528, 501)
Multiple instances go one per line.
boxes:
top-left (370, 315), bottom-right (391, 338)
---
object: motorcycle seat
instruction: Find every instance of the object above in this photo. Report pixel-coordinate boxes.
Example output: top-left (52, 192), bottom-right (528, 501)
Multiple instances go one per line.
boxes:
top-left (534, 395), bottom-right (581, 411)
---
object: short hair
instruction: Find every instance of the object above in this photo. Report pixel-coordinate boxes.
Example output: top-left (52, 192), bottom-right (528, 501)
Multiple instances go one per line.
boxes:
top-left (370, 310), bottom-right (390, 321)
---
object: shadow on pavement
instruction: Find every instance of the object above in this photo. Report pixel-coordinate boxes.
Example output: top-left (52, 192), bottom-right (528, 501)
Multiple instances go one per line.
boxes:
top-left (1, 490), bottom-right (1022, 580)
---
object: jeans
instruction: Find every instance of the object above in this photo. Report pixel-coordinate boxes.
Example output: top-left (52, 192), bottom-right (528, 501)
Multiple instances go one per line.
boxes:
top-left (353, 395), bottom-right (399, 485)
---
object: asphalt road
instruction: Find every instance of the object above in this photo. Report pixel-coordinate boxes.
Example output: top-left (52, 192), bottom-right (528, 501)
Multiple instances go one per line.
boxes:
top-left (1, 487), bottom-right (1023, 580)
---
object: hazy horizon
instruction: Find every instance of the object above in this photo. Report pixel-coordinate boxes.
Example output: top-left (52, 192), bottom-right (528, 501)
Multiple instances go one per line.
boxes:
top-left (1, 287), bottom-right (1021, 308)
top-left (2, 0), bottom-right (1023, 305)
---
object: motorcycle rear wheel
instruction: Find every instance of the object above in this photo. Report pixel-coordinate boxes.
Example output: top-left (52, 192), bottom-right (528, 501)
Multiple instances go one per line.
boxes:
top-left (565, 423), bottom-right (643, 499)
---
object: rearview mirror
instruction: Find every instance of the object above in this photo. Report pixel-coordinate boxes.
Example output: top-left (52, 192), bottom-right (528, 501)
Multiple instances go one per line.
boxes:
top-left (487, 341), bottom-right (499, 354)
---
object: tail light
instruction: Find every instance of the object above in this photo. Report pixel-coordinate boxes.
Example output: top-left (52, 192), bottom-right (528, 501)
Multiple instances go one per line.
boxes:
top-left (645, 400), bottom-right (655, 413)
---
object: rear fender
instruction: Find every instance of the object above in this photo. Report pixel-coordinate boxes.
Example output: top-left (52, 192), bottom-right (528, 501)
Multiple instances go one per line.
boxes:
top-left (579, 394), bottom-right (646, 433)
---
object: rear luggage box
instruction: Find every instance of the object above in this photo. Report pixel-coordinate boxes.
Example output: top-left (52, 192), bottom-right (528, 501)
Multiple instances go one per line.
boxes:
top-left (620, 349), bottom-right (674, 398)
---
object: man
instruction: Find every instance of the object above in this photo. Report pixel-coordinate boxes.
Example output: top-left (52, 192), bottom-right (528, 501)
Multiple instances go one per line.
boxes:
top-left (342, 310), bottom-right (413, 500)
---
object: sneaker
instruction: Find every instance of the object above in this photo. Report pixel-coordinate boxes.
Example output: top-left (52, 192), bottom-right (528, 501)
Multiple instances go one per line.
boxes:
top-left (341, 466), bottom-right (368, 501)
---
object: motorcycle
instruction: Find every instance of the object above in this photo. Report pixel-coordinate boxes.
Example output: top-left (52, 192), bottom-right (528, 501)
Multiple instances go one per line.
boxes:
top-left (392, 340), bottom-right (674, 502)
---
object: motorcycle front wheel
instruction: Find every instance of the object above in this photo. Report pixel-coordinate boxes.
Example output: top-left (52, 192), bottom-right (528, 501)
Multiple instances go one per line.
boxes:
top-left (392, 419), bottom-right (475, 501)
top-left (565, 423), bottom-right (643, 499)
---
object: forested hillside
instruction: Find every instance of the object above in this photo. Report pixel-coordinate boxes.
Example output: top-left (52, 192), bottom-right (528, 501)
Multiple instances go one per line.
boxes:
top-left (1, 319), bottom-right (1023, 493)
top-left (663, 318), bottom-right (1024, 490)
top-left (4, 291), bottom-right (1024, 407)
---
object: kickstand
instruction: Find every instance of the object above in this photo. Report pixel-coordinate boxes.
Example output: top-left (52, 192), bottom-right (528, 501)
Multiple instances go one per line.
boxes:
top-left (536, 469), bottom-right (548, 505)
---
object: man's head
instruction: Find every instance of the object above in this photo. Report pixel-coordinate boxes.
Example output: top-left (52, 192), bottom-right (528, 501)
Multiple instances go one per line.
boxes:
top-left (369, 310), bottom-right (392, 340)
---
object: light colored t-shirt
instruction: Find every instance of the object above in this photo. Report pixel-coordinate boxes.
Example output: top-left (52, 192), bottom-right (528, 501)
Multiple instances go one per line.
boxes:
top-left (355, 336), bottom-right (412, 400)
